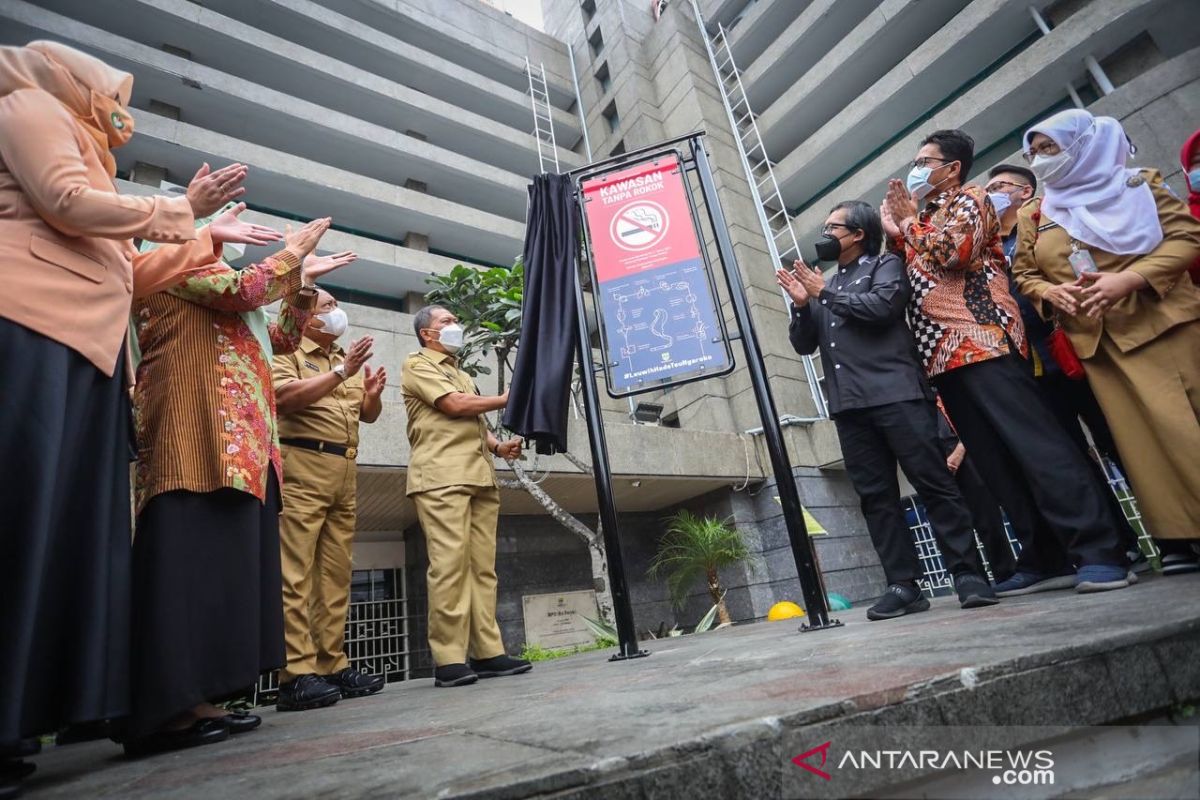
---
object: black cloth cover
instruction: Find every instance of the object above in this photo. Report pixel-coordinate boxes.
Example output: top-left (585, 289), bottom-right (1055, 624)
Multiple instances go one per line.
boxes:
top-left (503, 173), bottom-right (580, 455)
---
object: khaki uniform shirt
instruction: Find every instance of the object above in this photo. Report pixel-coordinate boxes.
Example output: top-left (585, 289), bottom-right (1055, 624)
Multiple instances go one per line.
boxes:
top-left (1012, 169), bottom-right (1200, 359)
top-left (400, 347), bottom-right (497, 496)
top-left (273, 337), bottom-right (365, 448)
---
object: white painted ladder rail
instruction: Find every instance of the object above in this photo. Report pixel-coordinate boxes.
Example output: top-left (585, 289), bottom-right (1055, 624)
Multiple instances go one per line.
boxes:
top-left (690, 2), bottom-right (829, 419)
top-left (524, 57), bottom-right (561, 174)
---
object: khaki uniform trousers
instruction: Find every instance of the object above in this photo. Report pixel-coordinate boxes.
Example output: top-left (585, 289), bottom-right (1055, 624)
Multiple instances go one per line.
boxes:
top-left (279, 445), bottom-right (357, 683)
top-left (411, 484), bottom-right (505, 666)
top-left (1084, 321), bottom-right (1200, 539)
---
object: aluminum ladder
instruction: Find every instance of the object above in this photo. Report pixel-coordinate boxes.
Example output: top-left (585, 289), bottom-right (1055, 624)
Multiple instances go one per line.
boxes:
top-left (693, 9), bottom-right (829, 419)
top-left (524, 57), bottom-right (560, 174)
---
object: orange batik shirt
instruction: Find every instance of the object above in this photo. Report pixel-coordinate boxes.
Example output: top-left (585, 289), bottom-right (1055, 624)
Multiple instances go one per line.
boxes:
top-left (890, 184), bottom-right (1026, 378)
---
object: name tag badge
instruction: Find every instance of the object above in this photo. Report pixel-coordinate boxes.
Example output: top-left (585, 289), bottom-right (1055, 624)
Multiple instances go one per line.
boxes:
top-left (1068, 249), bottom-right (1098, 277)
top-left (304, 360), bottom-right (320, 371)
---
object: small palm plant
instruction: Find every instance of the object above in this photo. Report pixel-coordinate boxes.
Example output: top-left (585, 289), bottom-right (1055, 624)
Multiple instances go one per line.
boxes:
top-left (648, 511), bottom-right (749, 626)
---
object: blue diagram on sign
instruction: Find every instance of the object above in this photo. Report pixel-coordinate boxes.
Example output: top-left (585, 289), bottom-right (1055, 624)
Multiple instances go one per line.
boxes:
top-left (599, 257), bottom-right (731, 393)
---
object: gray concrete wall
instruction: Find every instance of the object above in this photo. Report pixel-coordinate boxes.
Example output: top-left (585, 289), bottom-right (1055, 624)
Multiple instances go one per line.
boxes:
top-left (403, 466), bottom-right (880, 670)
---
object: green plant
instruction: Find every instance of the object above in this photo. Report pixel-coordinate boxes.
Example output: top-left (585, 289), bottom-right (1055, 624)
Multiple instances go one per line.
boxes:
top-left (580, 614), bottom-right (619, 646)
top-left (519, 639), bottom-right (613, 662)
top-left (648, 511), bottom-right (750, 625)
top-left (645, 602), bottom-right (728, 639)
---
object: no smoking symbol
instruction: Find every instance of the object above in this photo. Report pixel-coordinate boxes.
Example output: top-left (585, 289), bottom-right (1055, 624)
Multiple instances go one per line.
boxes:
top-left (610, 201), bottom-right (669, 252)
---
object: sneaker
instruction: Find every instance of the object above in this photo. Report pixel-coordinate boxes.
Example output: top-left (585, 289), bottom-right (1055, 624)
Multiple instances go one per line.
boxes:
top-left (1075, 564), bottom-right (1131, 593)
top-left (866, 584), bottom-right (930, 621)
top-left (276, 674), bottom-right (342, 711)
top-left (324, 666), bottom-right (384, 699)
top-left (434, 663), bottom-right (479, 687)
top-left (1161, 553), bottom-right (1200, 576)
top-left (469, 654), bottom-right (533, 679)
top-left (994, 571), bottom-right (1075, 597)
top-left (955, 573), bottom-right (999, 609)
top-left (1128, 549), bottom-right (1153, 575)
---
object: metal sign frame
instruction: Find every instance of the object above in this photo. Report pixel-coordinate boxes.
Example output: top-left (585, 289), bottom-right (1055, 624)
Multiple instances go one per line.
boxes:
top-left (564, 132), bottom-right (840, 663)
top-left (576, 149), bottom-right (736, 399)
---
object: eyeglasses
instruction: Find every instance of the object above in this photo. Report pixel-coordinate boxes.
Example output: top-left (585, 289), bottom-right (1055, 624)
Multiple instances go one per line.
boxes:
top-left (1022, 141), bottom-right (1061, 163)
top-left (984, 180), bottom-right (1028, 193)
top-left (910, 156), bottom-right (950, 170)
top-left (821, 223), bottom-right (859, 234)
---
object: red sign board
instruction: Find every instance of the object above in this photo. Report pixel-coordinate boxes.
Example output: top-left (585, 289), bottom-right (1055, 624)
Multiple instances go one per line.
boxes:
top-left (579, 152), bottom-right (733, 396)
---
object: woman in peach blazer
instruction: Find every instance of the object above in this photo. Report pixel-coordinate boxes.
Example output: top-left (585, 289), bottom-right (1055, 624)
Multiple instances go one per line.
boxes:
top-left (0, 40), bottom-right (250, 775)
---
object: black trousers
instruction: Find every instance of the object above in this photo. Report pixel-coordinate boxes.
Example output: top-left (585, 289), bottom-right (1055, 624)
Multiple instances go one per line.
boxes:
top-left (1036, 372), bottom-right (1141, 556)
top-left (835, 399), bottom-right (982, 585)
top-left (934, 356), bottom-right (1126, 570)
top-left (946, 450), bottom-right (1017, 581)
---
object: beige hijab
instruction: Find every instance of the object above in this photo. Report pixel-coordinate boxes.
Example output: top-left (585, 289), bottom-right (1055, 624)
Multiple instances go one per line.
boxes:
top-left (0, 40), bottom-right (135, 176)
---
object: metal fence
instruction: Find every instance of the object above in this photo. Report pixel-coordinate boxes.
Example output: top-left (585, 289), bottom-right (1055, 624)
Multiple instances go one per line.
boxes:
top-left (253, 567), bottom-right (418, 703)
top-left (904, 456), bottom-right (1158, 597)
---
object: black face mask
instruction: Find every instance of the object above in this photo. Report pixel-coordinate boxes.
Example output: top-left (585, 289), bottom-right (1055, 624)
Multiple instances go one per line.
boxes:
top-left (813, 233), bottom-right (842, 262)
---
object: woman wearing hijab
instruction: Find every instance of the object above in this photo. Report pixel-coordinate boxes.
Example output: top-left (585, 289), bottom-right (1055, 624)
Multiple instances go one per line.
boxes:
top-left (1179, 128), bottom-right (1200, 284)
top-left (1012, 109), bottom-right (1200, 577)
top-left (124, 216), bottom-right (355, 755)
top-left (0, 40), bottom-right (251, 789)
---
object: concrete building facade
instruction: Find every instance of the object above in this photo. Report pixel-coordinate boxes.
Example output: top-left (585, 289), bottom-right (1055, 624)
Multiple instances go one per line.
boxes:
top-left (6, 0), bottom-right (1196, 675)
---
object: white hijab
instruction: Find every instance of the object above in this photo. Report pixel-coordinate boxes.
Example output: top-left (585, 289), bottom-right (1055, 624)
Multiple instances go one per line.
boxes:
top-left (1024, 109), bottom-right (1163, 255)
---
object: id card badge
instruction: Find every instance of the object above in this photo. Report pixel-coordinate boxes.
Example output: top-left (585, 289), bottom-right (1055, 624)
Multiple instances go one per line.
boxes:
top-left (1068, 248), bottom-right (1098, 277)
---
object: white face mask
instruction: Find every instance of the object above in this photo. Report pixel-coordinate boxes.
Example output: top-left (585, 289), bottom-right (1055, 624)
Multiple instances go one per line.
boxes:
top-left (988, 191), bottom-right (1013, 217)
top-left (906, 160), bottom-right (956, 201)
top-left (436, 323), bottom-right (464, 353)
top-left (1030, 151), bottom-right (1074, 186)
top-left (906, 165), bottom-right (936, 201)
top-left (315, 306), bottom-right (348, 338)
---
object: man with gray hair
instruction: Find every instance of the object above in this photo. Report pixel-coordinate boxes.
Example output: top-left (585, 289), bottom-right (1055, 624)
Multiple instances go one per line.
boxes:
top-left (401, 305), bottom-right (529, 687)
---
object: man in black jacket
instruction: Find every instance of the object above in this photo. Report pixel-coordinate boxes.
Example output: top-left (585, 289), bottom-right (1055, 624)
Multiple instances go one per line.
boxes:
top-left (778, 201), bottom-right (997, 620)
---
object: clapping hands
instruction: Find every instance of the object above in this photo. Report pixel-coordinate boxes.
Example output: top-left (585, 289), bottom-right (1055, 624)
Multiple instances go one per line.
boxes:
top-left (776, 258), bottom-right (824, 306)
top-left (187, 162), bottom-right (248, 218)
top-left (208, 203), bottom-right (282, 246)
top-left (882, 179), bottom-right (918, 233)
top-left (302, 251), bottom-right (357, 284)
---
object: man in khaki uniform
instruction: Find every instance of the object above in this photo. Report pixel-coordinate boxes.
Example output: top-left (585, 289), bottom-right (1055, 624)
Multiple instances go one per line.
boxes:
top-left (401, 305), bottom-right (530, 687)
top-left (272, 287), bottom-right (388, 710)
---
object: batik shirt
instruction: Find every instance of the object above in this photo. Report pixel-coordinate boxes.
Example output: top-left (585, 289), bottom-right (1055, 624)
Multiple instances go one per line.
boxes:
top-left (890, 184), bottom-right (1025, 378)
top-left (132, 249), bottom-right (315, 511)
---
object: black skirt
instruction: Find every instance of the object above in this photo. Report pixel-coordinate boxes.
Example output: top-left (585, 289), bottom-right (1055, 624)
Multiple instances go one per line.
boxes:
top-left (0, 318), bottom-right (133, 748)
top-left (126, 473), bottom-right (285, 736)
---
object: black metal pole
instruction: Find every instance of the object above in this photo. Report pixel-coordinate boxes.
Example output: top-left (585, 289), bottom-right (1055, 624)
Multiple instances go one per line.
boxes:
top-left (570, 238), bottom-right (649, 661)
top-left (688, 136), bottom-right (840, 631)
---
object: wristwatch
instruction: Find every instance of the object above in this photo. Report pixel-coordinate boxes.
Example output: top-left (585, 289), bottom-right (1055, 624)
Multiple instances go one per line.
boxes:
top-left (332, 364), bottom-right (346, 381)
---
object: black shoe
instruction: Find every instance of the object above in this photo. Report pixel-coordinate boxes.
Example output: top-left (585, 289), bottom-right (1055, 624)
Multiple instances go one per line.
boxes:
top-left (324, 666), bottom-right (384, 699)
top-left (276, 674), bottom-right (342, 711)
top-left (955, 573), bottom-right (1000, 609)
top-left (469, 654), bottom-right (533, 679)
top-left (218, 711), bottom-right (262, 734)
top-left (123, 718), bottom-right (229, 758)
top-left (434, 663), bottom-right (479, 687)
top-left (1161, 553), bottom-right (1200, 576)
top-left (866, 584), bottom-right (930, 621)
